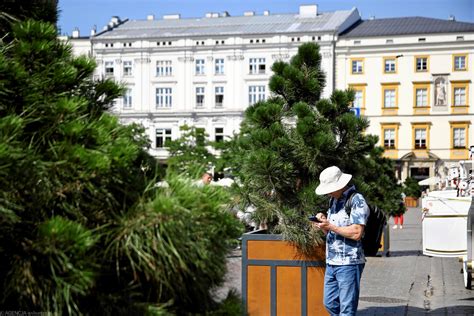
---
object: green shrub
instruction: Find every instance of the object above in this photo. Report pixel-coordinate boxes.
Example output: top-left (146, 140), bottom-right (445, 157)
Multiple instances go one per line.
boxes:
top-left (104, 174), bottom-right (243, 314)
top-left (403, 177), bottom-right (422, 198)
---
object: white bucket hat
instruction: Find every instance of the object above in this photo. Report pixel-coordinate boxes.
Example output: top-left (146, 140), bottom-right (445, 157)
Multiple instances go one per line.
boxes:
top-left (315, 166), bottom-right (352, 195)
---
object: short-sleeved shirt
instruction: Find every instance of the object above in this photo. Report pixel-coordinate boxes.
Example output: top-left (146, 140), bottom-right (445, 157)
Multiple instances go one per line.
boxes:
top-left (326, 185), bottom-right (369, 265)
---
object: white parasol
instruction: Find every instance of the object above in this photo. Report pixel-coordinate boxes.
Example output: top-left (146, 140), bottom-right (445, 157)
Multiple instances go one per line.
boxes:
top-left (418, 177), bottom-right (440, 186)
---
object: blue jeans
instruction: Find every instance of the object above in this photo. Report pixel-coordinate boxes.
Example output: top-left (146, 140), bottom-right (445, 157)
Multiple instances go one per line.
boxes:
top-left (323, 263), bottom-right (365, 316)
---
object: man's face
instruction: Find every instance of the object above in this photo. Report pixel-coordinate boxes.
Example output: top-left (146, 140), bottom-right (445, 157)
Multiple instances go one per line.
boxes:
top-left (328, 187), bottom-right (345, 199)
top-left (203, 174), bottom-right (212, 184)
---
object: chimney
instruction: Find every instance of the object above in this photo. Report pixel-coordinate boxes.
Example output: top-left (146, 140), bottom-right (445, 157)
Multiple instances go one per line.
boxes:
top-left (163, 14), bottom-right (180, 20)
top-left (263, 10), bottom-right (270, 16)
top-left (299, 5), bottom-right (317, 17)
top-left (72, 27), bottom-right (80, 38)
top-left (90, 25), bottom-right (96, 36)
top-left (244, 11), bottom-right (255, 16)
top-left (110, 16), bottom-right (121, 25)
top-left (147, 14), bottom-right (155, 20)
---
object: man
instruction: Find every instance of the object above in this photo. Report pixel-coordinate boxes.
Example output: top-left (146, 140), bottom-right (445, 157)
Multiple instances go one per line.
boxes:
top-left (195, 172), bottom-right (212, 187)
top-left (314, 166), bottom-right (369, 316)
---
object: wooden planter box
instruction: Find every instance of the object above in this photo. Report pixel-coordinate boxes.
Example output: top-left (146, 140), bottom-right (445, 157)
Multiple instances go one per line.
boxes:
top-left (241, 232), bottom-right (328, 316)
top-left (379, 224), bottom-right (390, 257)
top-left (405, 196), bottom-right (419, 208)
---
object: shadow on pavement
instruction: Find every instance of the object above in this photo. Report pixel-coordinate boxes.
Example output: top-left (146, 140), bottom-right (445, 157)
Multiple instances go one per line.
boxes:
top-left (388, 250), bottom-right (422, 257)
top-left (359, 305), bottom-right (474, 315)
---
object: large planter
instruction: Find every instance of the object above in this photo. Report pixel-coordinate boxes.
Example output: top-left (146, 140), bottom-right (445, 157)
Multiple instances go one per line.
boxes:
top-left (241, 232), bottom-right (328, 316)
top-left (405, 196), bottom-right (419, 207)
top-left (378, 225), bottom-right (390, 257)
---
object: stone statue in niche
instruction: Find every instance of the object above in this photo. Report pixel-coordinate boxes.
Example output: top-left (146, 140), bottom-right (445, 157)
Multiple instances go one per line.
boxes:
top-left (435, 77), bottom-right (447, 106)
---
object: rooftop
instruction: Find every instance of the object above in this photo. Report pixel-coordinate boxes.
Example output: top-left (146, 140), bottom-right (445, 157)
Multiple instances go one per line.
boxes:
top-left (94, 8), bottom-right (360, 39)
top-left (340, 16), bottom-right (474, 37)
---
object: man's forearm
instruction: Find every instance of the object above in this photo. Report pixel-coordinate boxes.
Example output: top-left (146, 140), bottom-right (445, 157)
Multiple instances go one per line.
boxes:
top-left (328, 223), bottom-right (364, 241)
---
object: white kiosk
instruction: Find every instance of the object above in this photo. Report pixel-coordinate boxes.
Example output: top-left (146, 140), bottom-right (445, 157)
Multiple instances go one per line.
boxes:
top-left (421, 146), bottom-right (474, 289)
top-left (422, 192), bottom-right (470, 257)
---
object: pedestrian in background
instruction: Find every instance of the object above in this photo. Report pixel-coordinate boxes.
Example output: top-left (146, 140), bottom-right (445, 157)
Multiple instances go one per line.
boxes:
top-left (394, 192), bottom-right (406, 229)
top-left (195, 172), bottom-right (212, 187)
top-left (313, 166), bottom-right (369, 316)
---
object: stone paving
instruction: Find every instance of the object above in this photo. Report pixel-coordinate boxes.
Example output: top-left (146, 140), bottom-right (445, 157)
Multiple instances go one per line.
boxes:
top-left (358, 206), bottom-right (474, 315)
top-left (216, 206), bottom-right (474, 315)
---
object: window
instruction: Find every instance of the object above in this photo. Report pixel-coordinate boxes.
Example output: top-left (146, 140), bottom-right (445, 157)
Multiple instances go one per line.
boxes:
top-left (351, 59), bottom-right (364, 74)
top-left (453, 127), bottom-right (466, 148)
top-left (414, 128), bottom-right (427, 149)
top-left (155, 128), bottom-right (172, 148)
top-left (195, 59), bottom-right (205, 75)
top-left (415, 88), bottom-right (428, 107)
top-left (215, 86), bottom-right (224, 107)
top-left (384, 128), bottom-right (396, 149)
top-left (413, 83), bottom-right (431, 114)
top-left (383, 57), bottom-right (396, 73)
top-left (196, 87), bottom-right (205, 107)
top-left (450, 122), bottom-right (470, 158)
top-left (349, 84), bottom-right (366, 113)
top-left (453, 54), bottom-right (467, 71)
top-left (415, 56), bottom-right (429, 72)
top-left (453, 87), bottom-right (466, 106)
top-left (215, 127), bottom-right (224, 142)
top-left (249, 85), bottom-right (266, 105)
top-left (381, 84), bottom-right (399, 114)
top-left (105, 61), bottom-right (114, 75)
top-left (123, 88), bottom-right (132, 108)
top-left (381, 123), bottom-right (399, 158)
top-left (123, 61), bottom-right (133, 76)
top-left (451, 82), bottom-right (469, 114)
top-left (215, 58), bottom-right (224, 75)
top-left (155, 88), bottom-right (172, 108)
top-left (384, 89), bottom-right (396, 108)
top-left (249, 58), bottom-right (266, 74)
top-left (156, 60), bottom-right (172, 77)
top-left (354, 90), bottom-right (363, 108)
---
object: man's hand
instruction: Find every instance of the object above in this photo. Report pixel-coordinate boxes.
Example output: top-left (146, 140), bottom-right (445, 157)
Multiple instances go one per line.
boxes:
top-left (313, 212), bottom-right (365, 241)
top-left (312, 213), bottom-right (330, 234)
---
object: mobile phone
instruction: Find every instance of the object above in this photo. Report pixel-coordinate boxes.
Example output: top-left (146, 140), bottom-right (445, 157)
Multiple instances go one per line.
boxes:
top-left (308, 215), bottom-right (321, 223)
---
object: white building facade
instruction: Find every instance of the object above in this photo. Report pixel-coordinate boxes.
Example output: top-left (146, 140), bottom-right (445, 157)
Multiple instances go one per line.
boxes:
top-left (76, 5), bottom-right (360, 159)
top-left (336, 17), bottom-right (474, 181)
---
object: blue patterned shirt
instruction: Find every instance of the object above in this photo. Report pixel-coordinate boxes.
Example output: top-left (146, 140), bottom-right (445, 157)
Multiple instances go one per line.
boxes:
top-left (326, 185), bottom-right (369, 265)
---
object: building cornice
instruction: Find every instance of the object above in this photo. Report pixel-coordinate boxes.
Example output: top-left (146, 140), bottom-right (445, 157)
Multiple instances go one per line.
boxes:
top-left (335, 40), bottom-right (474, 55)
top-left (116, 111), bottom-right (244, 119)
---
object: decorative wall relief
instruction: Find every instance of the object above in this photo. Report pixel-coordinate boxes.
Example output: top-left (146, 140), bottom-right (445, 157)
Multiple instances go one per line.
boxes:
top-left (433, 75), bottom-right (448, 111)
top-left (434, 76), bottom-right (448, 106)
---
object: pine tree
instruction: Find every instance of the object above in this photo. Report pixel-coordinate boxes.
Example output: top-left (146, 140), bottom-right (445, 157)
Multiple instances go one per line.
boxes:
top-left (0, 19), bottom-right (243, 314)
top-left (0, 0), bottom-right (58, 39)
top-left (0, 19), bottom-right (154, 313)
top-left (232, 43), bottom-right (404, 254)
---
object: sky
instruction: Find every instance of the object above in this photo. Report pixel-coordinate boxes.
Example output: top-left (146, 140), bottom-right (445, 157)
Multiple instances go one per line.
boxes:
top-left (58, 0), bottom-right (474, 36)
